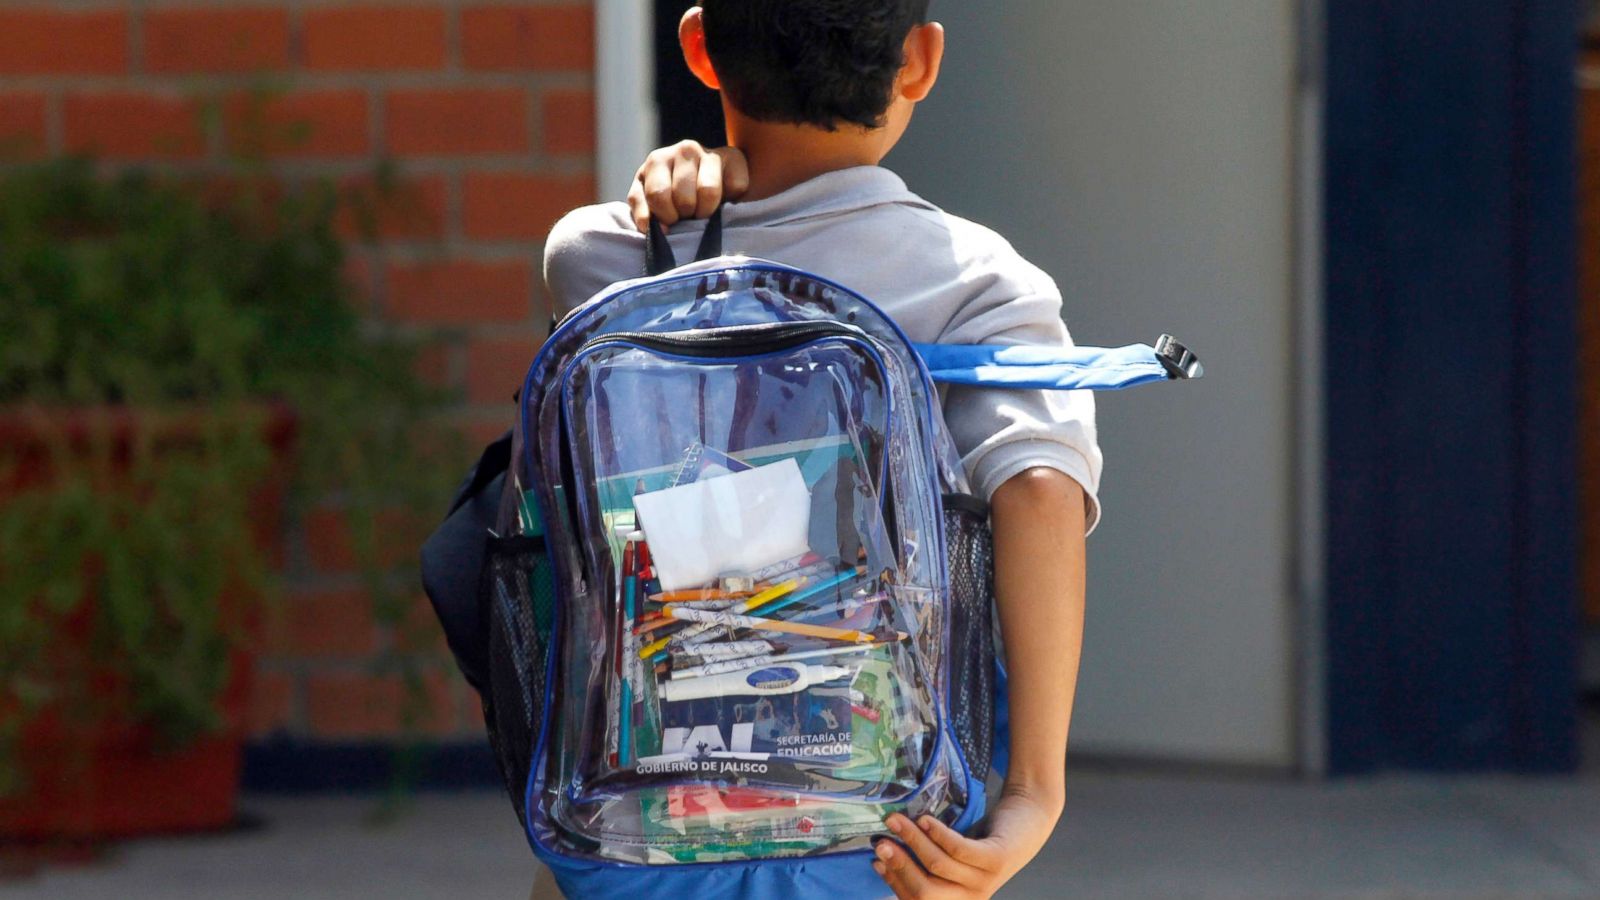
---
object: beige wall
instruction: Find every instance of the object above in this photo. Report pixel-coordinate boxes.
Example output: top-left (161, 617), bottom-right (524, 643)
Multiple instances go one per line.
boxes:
top-left (890, 1), bottom-right (1302, 766)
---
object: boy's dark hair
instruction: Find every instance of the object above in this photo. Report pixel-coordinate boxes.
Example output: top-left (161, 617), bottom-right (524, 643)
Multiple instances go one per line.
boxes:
top-left (699, 0), bottom-right (932, 131)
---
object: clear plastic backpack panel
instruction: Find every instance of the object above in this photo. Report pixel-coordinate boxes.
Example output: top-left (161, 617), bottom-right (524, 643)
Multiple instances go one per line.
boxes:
top-left (547, 329), bottom-right (946, 854)
top-left (517, 265), bottom-right (974, 863)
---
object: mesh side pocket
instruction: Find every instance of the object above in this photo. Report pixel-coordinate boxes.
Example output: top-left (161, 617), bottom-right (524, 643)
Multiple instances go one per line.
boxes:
top-left (943, 494), bottom-right (996, 783)
top-left (481, 535), bottom-right (555, 825)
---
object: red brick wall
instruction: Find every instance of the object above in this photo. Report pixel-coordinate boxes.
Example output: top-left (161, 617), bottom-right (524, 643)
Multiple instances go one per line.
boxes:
top-left (0, 2), bottom-right (598, 744)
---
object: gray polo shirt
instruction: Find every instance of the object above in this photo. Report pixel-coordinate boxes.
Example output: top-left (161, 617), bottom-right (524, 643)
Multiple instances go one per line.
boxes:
top-left (543, 165), bottom-right (1103, 532)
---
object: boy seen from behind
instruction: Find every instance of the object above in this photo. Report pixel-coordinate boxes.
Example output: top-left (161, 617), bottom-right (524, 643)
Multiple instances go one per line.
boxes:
top-left (543, 3), bottom-right (1097, 896)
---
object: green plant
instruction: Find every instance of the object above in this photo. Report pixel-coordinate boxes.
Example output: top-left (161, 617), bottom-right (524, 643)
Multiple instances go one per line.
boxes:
top-left (0, 157), bottom-right (460, 793)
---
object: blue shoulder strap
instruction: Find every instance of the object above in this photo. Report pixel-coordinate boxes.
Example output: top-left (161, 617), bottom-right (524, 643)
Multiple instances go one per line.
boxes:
top-left (647, 213), bottom-right (1202, 391)
top-left (912, 334), bottom-right (1203, 390)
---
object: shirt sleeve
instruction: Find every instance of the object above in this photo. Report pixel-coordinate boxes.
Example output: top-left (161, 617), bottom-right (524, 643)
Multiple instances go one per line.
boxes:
top-left (542, 203), bottom-right (645, 319)
top-left (935, 254), bottom-right (1104, 534)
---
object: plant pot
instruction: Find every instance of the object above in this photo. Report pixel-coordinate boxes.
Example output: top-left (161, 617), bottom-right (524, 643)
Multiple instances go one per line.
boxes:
top-left (0, 654), bottom-right (254, 841)
top-left (0, 405), bottom-right (295, 842)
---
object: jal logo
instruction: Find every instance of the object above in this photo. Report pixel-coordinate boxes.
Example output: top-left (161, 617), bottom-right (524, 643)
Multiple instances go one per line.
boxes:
top-left (662, 722), bottom-right (755, 756)
top-left (746, 666), bottom-right (800, 690)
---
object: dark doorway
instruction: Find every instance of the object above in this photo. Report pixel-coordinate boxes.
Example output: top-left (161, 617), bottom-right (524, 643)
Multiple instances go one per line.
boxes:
top-left (654, 0), bottom-right (726, 146)
top-left (1579, 9), bottom-right (1600, 776)
top-left (1324, 0), bottom-right (1581, 773)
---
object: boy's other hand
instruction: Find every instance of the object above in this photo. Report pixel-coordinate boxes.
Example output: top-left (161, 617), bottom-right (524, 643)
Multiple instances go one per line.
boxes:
top-left (628, 141), bottom-right (750, 233)
top-left (876, 796), bottom-right (1060, 899)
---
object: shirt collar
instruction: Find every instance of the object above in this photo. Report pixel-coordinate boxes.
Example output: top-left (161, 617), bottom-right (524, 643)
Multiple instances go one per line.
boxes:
top-left (720, 165), bottom-right (933, 227)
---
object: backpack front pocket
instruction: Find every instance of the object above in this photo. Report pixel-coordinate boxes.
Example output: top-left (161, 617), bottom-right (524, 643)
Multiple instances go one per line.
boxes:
top-left (543, 323), bottom-right (948, 857)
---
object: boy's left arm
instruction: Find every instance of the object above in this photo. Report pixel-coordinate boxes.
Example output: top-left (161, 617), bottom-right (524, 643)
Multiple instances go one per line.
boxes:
top-left (875, 467), bottom-right (1083, 900)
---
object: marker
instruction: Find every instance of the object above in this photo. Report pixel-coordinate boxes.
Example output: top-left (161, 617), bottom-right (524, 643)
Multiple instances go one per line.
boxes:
top-left (670, 643), bottom-right (880, 680)
top-left (656, 607), bottom-right (905, 646)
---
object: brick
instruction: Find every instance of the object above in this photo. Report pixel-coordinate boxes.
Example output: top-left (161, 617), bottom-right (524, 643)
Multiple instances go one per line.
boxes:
top-left (464, 337), bottom-right (535, 404)
top-left (386, 88), bottom-right (529, 156)
top-left (305, 670), bottom-right (456, 739)
top-left (462, 172), bottom-right (594, 240)
top-left (225, 90), bottom-right (370, 159)
top-left (305, 672), bottom-right (401, 738)
top-left (304, 6), bottom-right (446, 72)
top-left (302, 504), bottom-right (420, 573)
top-left (461, 5), bottom-right (594, 72)
top-left (412, 340), bottom-right (456, 390)
top-left (143, 8), bottom-right (289, 74)
top-left (0, 10), bottom-right (127, 75)
top-left (541, 89), bottom-right (596, 155)
top-left (454, 412), bottom-right (520, 450)
top-left (302, 505), bottom-right (358, 574)
top-left (0, 94), bottom-right (48, 156)
top-left (337, 173), bottom-right (447, 240)
top-left (247, 670), bottom-right (297, 737)
top-left (343, 254), bottom-right (379, 313)
top-left (461, 692), bottom-right (487, 733)
top-left (386, 259), bottom-right (533, 324)
top-left (63, 92), bottom-right (206, 160)
top-left (271, 587), bottom-right (379, 659)
top-left (397, 594), bottom-right (455, 660)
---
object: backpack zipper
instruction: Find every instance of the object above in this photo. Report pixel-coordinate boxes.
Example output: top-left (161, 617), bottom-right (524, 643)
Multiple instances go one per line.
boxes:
top-left (577, 321), bottom-right (868, 358)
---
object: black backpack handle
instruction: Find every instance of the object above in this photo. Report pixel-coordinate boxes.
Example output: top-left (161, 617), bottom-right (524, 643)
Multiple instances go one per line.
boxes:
top-left (645, 205), bottom-right (725, 276)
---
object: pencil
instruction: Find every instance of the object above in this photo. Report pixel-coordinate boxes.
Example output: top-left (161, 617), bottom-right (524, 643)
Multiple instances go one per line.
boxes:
top-left (636, 578), bottom-right (804, 660)
top-left (647, 586), bottom-right (764, 603)
top-left (657, 607), bottom-right (905, 645)
top-left (651, 577), bottom-right (806, 652)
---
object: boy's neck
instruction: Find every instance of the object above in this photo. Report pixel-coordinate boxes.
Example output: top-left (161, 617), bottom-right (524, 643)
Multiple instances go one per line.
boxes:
top-left (725, 112), bottom-right (891, 202)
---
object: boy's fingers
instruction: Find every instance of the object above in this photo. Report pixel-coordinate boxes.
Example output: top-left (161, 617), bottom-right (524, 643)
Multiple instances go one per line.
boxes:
top-left (712, 147), bottom-right (750, 199)
top-left (887, 814), bottom-right (981, 886)
top-left (670, 149), bottom-right (701, 218)
top-left (694, 150), bottom-right (723, 219)
top-left (918, 815), bottom-right (1003, 871)
top-left (639, 151), bottom-right (679, 226)
top-left (873, 840), bottom-right (931, 899)
top-left (627, 177), bottom-right (651, 233)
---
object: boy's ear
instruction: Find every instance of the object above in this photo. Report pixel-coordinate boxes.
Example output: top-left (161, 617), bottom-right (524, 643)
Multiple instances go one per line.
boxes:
top-left (679, 7), bottom-right (721, 91)
top-left (898, 22), bottom-right (945, 103)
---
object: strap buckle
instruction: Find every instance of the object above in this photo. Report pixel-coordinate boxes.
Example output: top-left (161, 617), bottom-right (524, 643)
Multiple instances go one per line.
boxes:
top-left (1154, 334), bottom-right (1204, 379)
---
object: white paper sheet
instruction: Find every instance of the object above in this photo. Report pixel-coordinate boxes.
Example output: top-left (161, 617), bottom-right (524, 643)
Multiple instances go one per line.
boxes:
top-left (632, 458), bottom-right (812, 591)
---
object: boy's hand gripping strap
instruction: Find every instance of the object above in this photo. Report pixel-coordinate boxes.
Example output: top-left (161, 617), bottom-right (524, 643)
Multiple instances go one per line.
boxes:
top-left (913, 334), bottom-right (1203, 390)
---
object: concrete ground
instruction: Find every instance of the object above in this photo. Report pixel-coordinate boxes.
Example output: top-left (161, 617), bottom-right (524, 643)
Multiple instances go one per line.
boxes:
top-left (6, 770), bottom-right (1600, 899)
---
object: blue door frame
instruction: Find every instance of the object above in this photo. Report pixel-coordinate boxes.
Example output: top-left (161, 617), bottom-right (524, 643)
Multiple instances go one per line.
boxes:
top-left (1324, 0), bottom-right (1581, 773)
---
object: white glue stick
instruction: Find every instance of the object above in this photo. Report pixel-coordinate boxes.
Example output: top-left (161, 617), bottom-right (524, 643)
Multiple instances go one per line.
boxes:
top-left (657, 663), bottom-right (853, 703)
